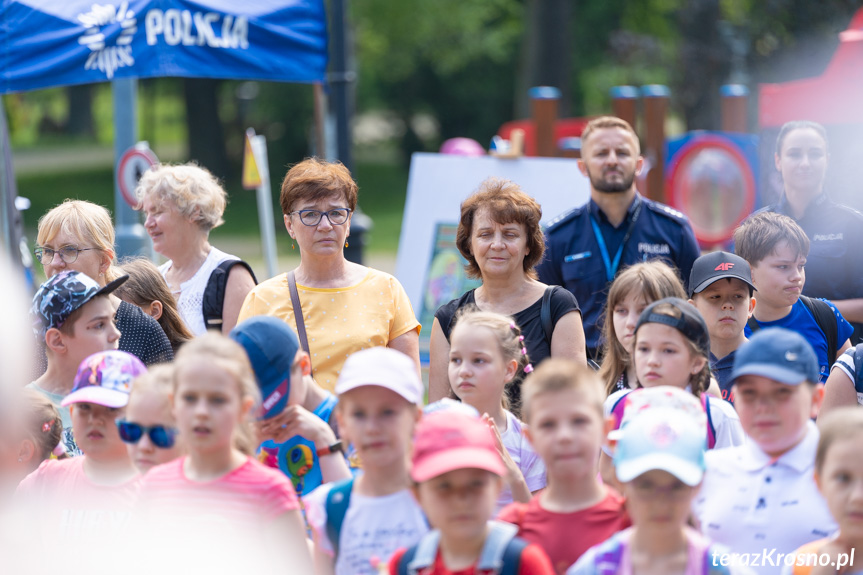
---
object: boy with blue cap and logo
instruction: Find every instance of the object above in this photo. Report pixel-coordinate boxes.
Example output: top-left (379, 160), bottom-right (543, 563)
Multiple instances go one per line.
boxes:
top-left (229, 316), bottom-right (351, 496)
top-left (569, 387), bottom-right (742, 575)
top-left (693, 328), bottom-right (836, 575)
top-left (28, 270), bottom-right (126, 456)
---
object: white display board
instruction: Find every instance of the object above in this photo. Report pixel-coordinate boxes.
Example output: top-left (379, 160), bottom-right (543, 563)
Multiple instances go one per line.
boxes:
top-left (395, 152), bottom-right (590, 339)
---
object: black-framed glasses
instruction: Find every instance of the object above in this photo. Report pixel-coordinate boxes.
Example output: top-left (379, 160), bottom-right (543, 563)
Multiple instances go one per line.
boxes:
top-left (116, 419), bottom-right (178, 449)
top-left (34, 245), bottom-right (98, 265)
top-left (290, 208), bottom-right (352, 227)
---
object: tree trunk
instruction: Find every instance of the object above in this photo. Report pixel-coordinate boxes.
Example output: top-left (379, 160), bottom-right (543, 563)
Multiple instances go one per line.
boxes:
top-left (183, 78), bottom-right (229, 178)
top-left (517, 0), bottom-right (572, 119)
top-left (678, 0), bottom-right (731, 130)
top-left (66, 85), bottom-right (94, 137)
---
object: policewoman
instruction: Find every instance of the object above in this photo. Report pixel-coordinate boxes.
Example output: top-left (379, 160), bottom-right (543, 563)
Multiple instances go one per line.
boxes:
top-left (537, 116), bottom-right (700, 360)
top-left (756, 120), bottom-right (863, 342)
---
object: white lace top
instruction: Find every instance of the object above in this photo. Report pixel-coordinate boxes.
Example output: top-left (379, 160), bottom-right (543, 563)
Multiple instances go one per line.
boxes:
top-left (159, 247), bottom-right (239, 336)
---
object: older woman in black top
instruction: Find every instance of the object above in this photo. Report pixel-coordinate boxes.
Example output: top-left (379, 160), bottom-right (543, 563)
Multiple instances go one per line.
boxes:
top-left (428, 178), bottom-right (587, 407)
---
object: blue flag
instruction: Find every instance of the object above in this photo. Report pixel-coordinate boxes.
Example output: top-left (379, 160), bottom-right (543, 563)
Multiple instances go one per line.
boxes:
top-left (0, 0), bottom-right (328, 93)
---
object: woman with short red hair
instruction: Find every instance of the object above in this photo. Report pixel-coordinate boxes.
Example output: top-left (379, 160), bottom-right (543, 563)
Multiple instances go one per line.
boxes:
top-left (238, 158), bottom-right (420, 391)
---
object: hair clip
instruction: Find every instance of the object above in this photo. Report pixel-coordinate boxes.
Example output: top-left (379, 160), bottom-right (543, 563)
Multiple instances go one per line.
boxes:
top-left (509, 322), bottom-right (517, 331)
top-left (518, 335), bottom-right (525, 342)
top-left (524, 364), bottom-right (534, 374)
top-left (521, 347), bottom-right (527, 355)
top-left (42, 420), bottom-right (54, 433)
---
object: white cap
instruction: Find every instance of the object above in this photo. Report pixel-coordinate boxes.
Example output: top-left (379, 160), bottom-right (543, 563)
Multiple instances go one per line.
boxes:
top-left (335, 347), bottom-right (423, 404)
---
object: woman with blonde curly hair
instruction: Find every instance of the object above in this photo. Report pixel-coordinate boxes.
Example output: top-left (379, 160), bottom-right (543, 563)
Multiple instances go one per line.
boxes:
top-left (429, 177), bottom-right (587, 410)
top-left (136, 163), bottom-right (257, 336)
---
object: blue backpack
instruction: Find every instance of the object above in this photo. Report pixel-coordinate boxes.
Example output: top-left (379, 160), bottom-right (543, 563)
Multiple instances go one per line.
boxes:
top-left (396, 521), bottom-right (527, 575)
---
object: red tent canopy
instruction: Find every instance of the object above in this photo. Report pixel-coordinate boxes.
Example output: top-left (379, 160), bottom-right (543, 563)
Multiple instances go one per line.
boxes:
top-left (760, 8), bottom-right (863, 127)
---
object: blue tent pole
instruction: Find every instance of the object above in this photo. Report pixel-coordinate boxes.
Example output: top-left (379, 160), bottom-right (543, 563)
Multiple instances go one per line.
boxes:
top-left (112, 78), bottom-right (150, 259)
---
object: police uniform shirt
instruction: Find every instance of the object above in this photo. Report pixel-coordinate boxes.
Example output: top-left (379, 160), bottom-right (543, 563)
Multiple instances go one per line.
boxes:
top-left (692, 421), bottom-right (836, 575)
top-left (760, 193), bottom-right (863, 302)
top-left (536, 193), bottom-right (700, 355)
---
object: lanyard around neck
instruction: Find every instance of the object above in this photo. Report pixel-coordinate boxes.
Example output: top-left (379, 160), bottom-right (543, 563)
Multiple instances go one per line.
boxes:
top-left (589, 198), bottom-right (643, 283)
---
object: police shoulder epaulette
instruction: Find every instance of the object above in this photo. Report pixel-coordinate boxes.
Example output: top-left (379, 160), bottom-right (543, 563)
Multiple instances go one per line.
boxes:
top-left (544, 205), bottom-right (585, 231)
top-left (644, 199), bottom-right (688, 223)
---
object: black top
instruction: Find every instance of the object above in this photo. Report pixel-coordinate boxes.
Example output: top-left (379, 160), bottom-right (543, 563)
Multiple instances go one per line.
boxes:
top-left (34, 300), bottom-right (174, 377)
top-left (435, 287), bottom-right (580, 409)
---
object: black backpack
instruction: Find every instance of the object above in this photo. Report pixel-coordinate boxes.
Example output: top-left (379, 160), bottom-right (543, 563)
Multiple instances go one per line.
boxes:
top-left (746, 295), bottom-right (838, 365)
top-left (202, 259), bottom-right (257, 331)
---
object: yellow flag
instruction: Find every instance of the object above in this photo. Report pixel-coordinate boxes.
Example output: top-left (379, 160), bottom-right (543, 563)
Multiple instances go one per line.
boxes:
top-left (242, 132), bottom-right (262, 189)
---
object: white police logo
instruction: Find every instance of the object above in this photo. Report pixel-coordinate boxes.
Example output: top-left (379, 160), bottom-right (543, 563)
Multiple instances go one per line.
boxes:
top-left (78, 2), bottom-right (137, 79)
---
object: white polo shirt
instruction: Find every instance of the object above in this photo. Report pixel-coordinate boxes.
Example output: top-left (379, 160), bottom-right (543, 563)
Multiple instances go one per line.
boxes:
top-left (692, 421), bottom-right (836, 575)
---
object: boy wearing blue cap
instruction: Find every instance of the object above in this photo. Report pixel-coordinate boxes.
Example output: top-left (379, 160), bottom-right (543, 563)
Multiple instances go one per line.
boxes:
top-left (28, 270), bottom-right (126, 456)
top-left (693, 328), bottom-right (836, 575)
top-left (230, 316), bottom-right (351, 496)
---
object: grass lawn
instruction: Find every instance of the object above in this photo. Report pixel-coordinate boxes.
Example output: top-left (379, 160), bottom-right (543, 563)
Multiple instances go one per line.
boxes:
top-left (18, 161), bottom-right (410, 258)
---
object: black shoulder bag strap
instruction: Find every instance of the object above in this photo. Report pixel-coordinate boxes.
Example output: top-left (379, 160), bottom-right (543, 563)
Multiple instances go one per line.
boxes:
top-left (800, 295), bottom-right (839, 364)
top-left (287, 271), bottom-right (312, 363)
top-left (202, 259), bottom-right (258, 330)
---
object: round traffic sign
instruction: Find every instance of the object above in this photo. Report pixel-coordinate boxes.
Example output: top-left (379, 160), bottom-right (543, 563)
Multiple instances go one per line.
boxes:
top-left (117, 146), bottom-right (158, 208)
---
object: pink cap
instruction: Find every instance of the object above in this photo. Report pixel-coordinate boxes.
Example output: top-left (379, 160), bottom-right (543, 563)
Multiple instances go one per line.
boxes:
top-left (411, 411), bottom-right (506, 482)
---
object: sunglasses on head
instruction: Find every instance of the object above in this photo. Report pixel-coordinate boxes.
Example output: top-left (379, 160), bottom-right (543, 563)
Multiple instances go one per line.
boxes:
top-left (116, 419), bottom-right (178, 449)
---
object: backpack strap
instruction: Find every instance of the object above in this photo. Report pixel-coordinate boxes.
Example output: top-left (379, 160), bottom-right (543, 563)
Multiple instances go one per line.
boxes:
top-left (540, 286), bottom-right (556, 344)
top-left (702, 395), bottom-right (716, 450)
top-left (202, 259), bottom-right (258, 330)
top-left (800, 296), bottom-right (839, 365)
top-left (324, 478), bottom-right (354, 560)
top-left (478, 521), bottom-right (525, 575)
top-left (398, 530), bottom-right (442, 575)
top-left (746, 315), bottom-right (760, 335)
top-left (853, 345), bottom-right (863, 394)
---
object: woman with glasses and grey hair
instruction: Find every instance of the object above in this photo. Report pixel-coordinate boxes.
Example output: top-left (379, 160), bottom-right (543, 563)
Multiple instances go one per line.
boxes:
top-left (136, 163), bottom-right (257, 336)
top-left (237, 157), bottom-right (420, 392)
top-left (33, 200), bottom-right (173, 371)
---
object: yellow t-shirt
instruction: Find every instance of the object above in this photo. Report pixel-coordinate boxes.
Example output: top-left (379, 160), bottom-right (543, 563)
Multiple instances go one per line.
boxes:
top-left (238, 268), bottom-right (420, 391)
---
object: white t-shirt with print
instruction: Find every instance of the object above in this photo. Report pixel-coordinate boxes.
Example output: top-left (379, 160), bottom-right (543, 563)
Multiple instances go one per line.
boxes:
top-left (498, 409), bottom-right (546, 513)
top-left (303, 479), bottom-right (428, 575)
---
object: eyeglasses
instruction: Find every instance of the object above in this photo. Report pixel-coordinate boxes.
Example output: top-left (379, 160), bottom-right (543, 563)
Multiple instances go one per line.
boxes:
top-left (34, 245), bottom-right (98, 265)
top-left (290, 208), bottom-right (352, 227)
top-left (116, 419), bottom-right (178, 449)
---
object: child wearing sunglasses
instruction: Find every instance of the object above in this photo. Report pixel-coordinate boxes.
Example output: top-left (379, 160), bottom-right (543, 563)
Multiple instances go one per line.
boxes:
top-left (118, 364), bottom-right (183, 473)
top-left (13, 350), bottom-right (146, 569)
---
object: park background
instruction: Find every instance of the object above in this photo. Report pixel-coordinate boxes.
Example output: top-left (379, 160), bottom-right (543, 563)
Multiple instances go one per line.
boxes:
top-left (8, 0), bottom-right (861, 280)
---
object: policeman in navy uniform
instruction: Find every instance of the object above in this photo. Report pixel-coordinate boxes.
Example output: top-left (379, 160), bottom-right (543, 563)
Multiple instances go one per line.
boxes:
top-left (755, 120), bottom-right (863, 343)
top-left (537, 116), bottom-right (700, 359)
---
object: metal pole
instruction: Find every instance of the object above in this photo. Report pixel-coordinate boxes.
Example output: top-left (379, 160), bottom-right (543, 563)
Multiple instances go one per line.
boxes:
top-left (250, 134), bottom-right (279, 279)
top-left (112, 78), bottom-right (150, 259)
top-left (330, 0), bottom-right (353, 172)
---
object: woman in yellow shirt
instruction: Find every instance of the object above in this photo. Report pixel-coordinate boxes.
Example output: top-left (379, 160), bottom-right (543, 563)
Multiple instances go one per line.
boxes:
top-left (238, 158), bottom-right (420, 391)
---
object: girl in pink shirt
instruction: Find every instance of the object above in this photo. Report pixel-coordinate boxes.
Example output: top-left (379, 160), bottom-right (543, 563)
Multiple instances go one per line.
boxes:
top-left (136, 333), bottom-right (312, 574)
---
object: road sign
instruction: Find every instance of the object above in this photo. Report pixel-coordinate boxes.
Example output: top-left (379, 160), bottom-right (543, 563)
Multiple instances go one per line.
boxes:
top-left (117, 144), bottom-right (158, 208)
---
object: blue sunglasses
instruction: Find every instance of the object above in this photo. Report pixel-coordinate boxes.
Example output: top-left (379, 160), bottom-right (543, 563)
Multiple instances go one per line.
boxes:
top-left (116, 419), bottom-right (178, 449)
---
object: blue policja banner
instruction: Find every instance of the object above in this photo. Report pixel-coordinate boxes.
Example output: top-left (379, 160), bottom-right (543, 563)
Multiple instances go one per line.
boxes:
top-left (0, 0), bottom-right (328, 93)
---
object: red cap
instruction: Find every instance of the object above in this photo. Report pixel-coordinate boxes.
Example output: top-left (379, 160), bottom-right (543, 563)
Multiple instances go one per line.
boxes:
top-left (411, 411), bottom-right (506, 482)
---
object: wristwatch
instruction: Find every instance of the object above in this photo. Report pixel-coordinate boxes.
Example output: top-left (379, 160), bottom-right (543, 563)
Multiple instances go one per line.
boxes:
top-left (316, 440), bottom-right (344, 457)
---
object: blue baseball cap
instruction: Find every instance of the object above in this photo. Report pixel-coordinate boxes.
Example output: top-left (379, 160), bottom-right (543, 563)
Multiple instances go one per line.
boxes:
top-left (230, 316), bottom-right (300, 420)
top-left (613, 406), bottom-right (706, 486)
top-left (732, 328), bottom-right (819, 385)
